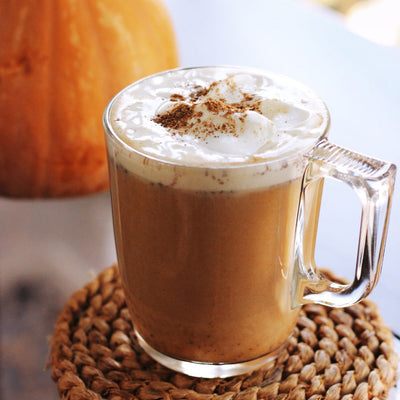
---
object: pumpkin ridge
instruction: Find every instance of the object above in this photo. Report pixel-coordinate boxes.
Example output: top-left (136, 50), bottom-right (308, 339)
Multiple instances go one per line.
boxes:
top-left (137, 0), bottom-right (179, 67)
top-left (19, 1), bottom-right (53, 196)
top-left (38, 0), bottom-right (56, 196)
top-left (46, 0), bottom-right (109, 196)
top-left (81, 0), bottom-right (110, 100)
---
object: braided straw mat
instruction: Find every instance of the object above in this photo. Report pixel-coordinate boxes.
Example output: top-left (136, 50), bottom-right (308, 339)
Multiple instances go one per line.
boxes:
top-left (50, 265), bottom-right (398, 400)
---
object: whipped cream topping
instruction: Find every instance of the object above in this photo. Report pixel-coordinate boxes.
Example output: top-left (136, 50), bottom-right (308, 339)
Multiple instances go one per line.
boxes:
top-left (105, 67), bottom-right (329, 190)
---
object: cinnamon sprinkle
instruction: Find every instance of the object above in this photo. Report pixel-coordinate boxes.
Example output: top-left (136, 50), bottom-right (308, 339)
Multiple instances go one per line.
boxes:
top-left (152, 76), bottom-right (264, 138)
top-left (153, 103), bottom-right (194, 131)
top-left (170, 93), bottom-right (185, 102)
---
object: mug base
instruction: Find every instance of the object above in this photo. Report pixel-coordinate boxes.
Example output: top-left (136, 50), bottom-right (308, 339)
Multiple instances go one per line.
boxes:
top-left (135, 330), bottom-right (284, 378)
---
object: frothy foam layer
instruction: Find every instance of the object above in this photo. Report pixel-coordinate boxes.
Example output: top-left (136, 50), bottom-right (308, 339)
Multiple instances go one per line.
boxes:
top-left (106, 67), bottom-right (329, 190)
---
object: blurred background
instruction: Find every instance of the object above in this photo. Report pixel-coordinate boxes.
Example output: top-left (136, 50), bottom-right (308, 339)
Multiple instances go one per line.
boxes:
top-left (311, 0), bottom-right (400, 46)
top-left (1, 0), bottom-right (399, 398)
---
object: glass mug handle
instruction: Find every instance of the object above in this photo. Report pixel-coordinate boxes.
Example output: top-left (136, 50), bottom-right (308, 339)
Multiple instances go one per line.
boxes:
top-left (294, 139), bottom-right (396, 308)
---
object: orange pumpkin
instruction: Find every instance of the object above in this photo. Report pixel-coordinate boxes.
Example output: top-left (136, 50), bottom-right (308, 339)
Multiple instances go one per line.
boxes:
top-left (0, 0), bottom-right (178, 197)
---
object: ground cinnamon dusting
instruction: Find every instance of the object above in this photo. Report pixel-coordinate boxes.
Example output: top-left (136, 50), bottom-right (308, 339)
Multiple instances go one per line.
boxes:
top-left (189, 82), bottom-right (216, 101)
top-left (170, 93), bottom-right (185, 101)
top-left (152, 76), bottom-right (263, 138)
top-left (153, 103), bottom-right (194, 131)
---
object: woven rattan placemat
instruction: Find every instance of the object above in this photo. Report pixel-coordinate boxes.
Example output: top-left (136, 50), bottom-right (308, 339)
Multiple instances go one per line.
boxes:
top-left (50, 265), bottom-right (398, 400)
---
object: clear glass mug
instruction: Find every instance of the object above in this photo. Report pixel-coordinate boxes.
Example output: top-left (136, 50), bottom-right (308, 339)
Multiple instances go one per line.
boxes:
top-left (103, 66), bottom-right (396, 378)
